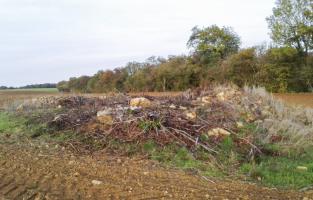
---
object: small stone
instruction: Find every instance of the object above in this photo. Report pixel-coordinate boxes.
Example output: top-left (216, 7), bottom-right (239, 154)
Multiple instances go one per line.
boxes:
top-left (117, 159), bottom-right (122, 164)
top-left (16, 104), bottom-right (25, 111)
top-left (179, 106), bottom-right (187, 110)
top-left (97, 109), bottom-right (113, 125)
top-left (245, 113), bottom-right (255, 122)
top-left (201, 96), bottom-right (211, 104)
top-left (297, 166), bottom-right (308, 171)
top-left (208, 128), bottom-right (231, 137)
top-left (74, 172), bottom-right (80, 177)
top-left (217, 92), bottom-right (225, 101)
top-left (143, 172), bottom-right (149, 176)
top-left (236, 122), bottom-right (244, 128)
top-left (185, 111), bottom-right (197, 120)
top-left (169, 104), bottom-right (176, 109)
top-left (97, 115), bottom-right (113, 125)
top-left (130, 97), bottom-right (151, 108)
top-left (92, 180), bottom-right (103, 185)
top-left (68, 160), bottom-right (75, 165)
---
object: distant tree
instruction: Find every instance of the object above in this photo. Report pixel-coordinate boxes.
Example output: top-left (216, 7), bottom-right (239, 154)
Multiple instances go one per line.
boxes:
top-left (187, 25), bottom-right (241, 65)
top-left (300, 54), bottom-right (313, 91)
top-left (57, 81), bottom-right (70, 92)
top-left (124, 62), bottom-right (144, 76)
top-left (67, 76), bottom-right (90, 93)
top-left (225, 48), bottom-right (259, 87)
top-left (266, 0), bottom-right (313, 55)
top-left (258, 47), bottom-right (304, 92)
top-left (20, 83), bottom-right (56, 89)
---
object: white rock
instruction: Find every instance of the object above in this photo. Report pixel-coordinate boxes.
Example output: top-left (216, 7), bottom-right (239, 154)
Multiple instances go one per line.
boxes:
top-left (92, 180), bottom-right (103, 185)
top-left (236, 122), bottom-right (244, 128)
top-left (169, 104), bottom-right (176, 109)
top-left (216, 92), bottom-right (226, 101)
top-left (97, 109), bottom-right (112, 117)
top-left (179, 106), bottom-right (187, 110)
top-left (185, 111), bottom-right (197, 120)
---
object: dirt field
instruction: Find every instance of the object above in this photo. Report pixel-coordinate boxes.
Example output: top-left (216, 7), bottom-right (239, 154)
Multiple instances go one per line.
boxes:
top-left (1, 90), bottom-right (312, 108)
top-left (0, 90), bottom-right (59, 109)
top-left (274, 93), bottom-right (313, 108)
top-left (0, 134), bottom-right (310, 200)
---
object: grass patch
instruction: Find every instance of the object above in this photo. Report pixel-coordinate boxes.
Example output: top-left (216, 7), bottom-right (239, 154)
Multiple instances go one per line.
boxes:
top-left (138, 119), bottom-right (162, 133)
top-left (142, 140), bottom-right (221, 176)
top-left (241, 153), bottom-right (313, 189)
top-left (0, 112), bottom-right (26, 134)
top-left (0, 111), bottom-right (79, 144)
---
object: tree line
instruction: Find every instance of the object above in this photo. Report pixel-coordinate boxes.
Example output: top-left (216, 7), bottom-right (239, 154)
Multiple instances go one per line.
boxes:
top-left (0, 83), bottom-right (57, 90)
top-left (57, 0), bottom-right (313, 93)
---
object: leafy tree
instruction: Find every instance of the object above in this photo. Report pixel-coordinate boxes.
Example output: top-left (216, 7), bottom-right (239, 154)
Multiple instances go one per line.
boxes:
top-left (300, 55), bottom-right (313, 91)
top-left (266, 0), bottom-right (313, 55)
top-left (225, 48), bottom-right (259, 87)
top-left (57, 81), bottom-right (70, 92)
top-left (258, 47), bottom-right (303, 92)
top-left (187, 25), bottom-right (241, 64)
top-left (67, 76), bottom-right (90, 93)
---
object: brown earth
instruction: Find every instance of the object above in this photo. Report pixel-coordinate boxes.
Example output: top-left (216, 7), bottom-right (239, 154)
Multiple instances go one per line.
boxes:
top-left (0, 135), bottom-right (311, 200)
top-left (274, 93), bottom-right (313, 108)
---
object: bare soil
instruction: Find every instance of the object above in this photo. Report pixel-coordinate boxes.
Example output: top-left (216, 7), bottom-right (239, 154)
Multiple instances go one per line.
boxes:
top-left (0, 135), bottom-right (311, 200)
top-left (274, 93), bottom-right (313, 108)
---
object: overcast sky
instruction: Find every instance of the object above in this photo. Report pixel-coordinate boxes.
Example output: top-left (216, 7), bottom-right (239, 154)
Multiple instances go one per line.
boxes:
top-left (0, 0), bottom-right (275, 87)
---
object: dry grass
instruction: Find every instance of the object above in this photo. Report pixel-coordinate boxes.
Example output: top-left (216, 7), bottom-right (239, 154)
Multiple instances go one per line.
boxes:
top-left (128, 91), bottom-right (182, 97)
top-left (0, 90), bottom-right (59, 109)
top-left (245, 86), bottom-right (313, 154)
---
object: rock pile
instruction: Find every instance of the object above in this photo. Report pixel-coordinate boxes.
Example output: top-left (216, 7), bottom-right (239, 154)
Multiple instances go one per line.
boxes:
top-left (13, 85), bottom-right (270, 156)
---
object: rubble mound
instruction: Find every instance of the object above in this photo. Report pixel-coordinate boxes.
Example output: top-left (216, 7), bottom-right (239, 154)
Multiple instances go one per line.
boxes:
top-left (15, 85), bottom-right (272, 157)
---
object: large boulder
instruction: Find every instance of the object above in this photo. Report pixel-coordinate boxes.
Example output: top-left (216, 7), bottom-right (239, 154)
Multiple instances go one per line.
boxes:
top-left (130, 97), bottom-right (151, 108)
